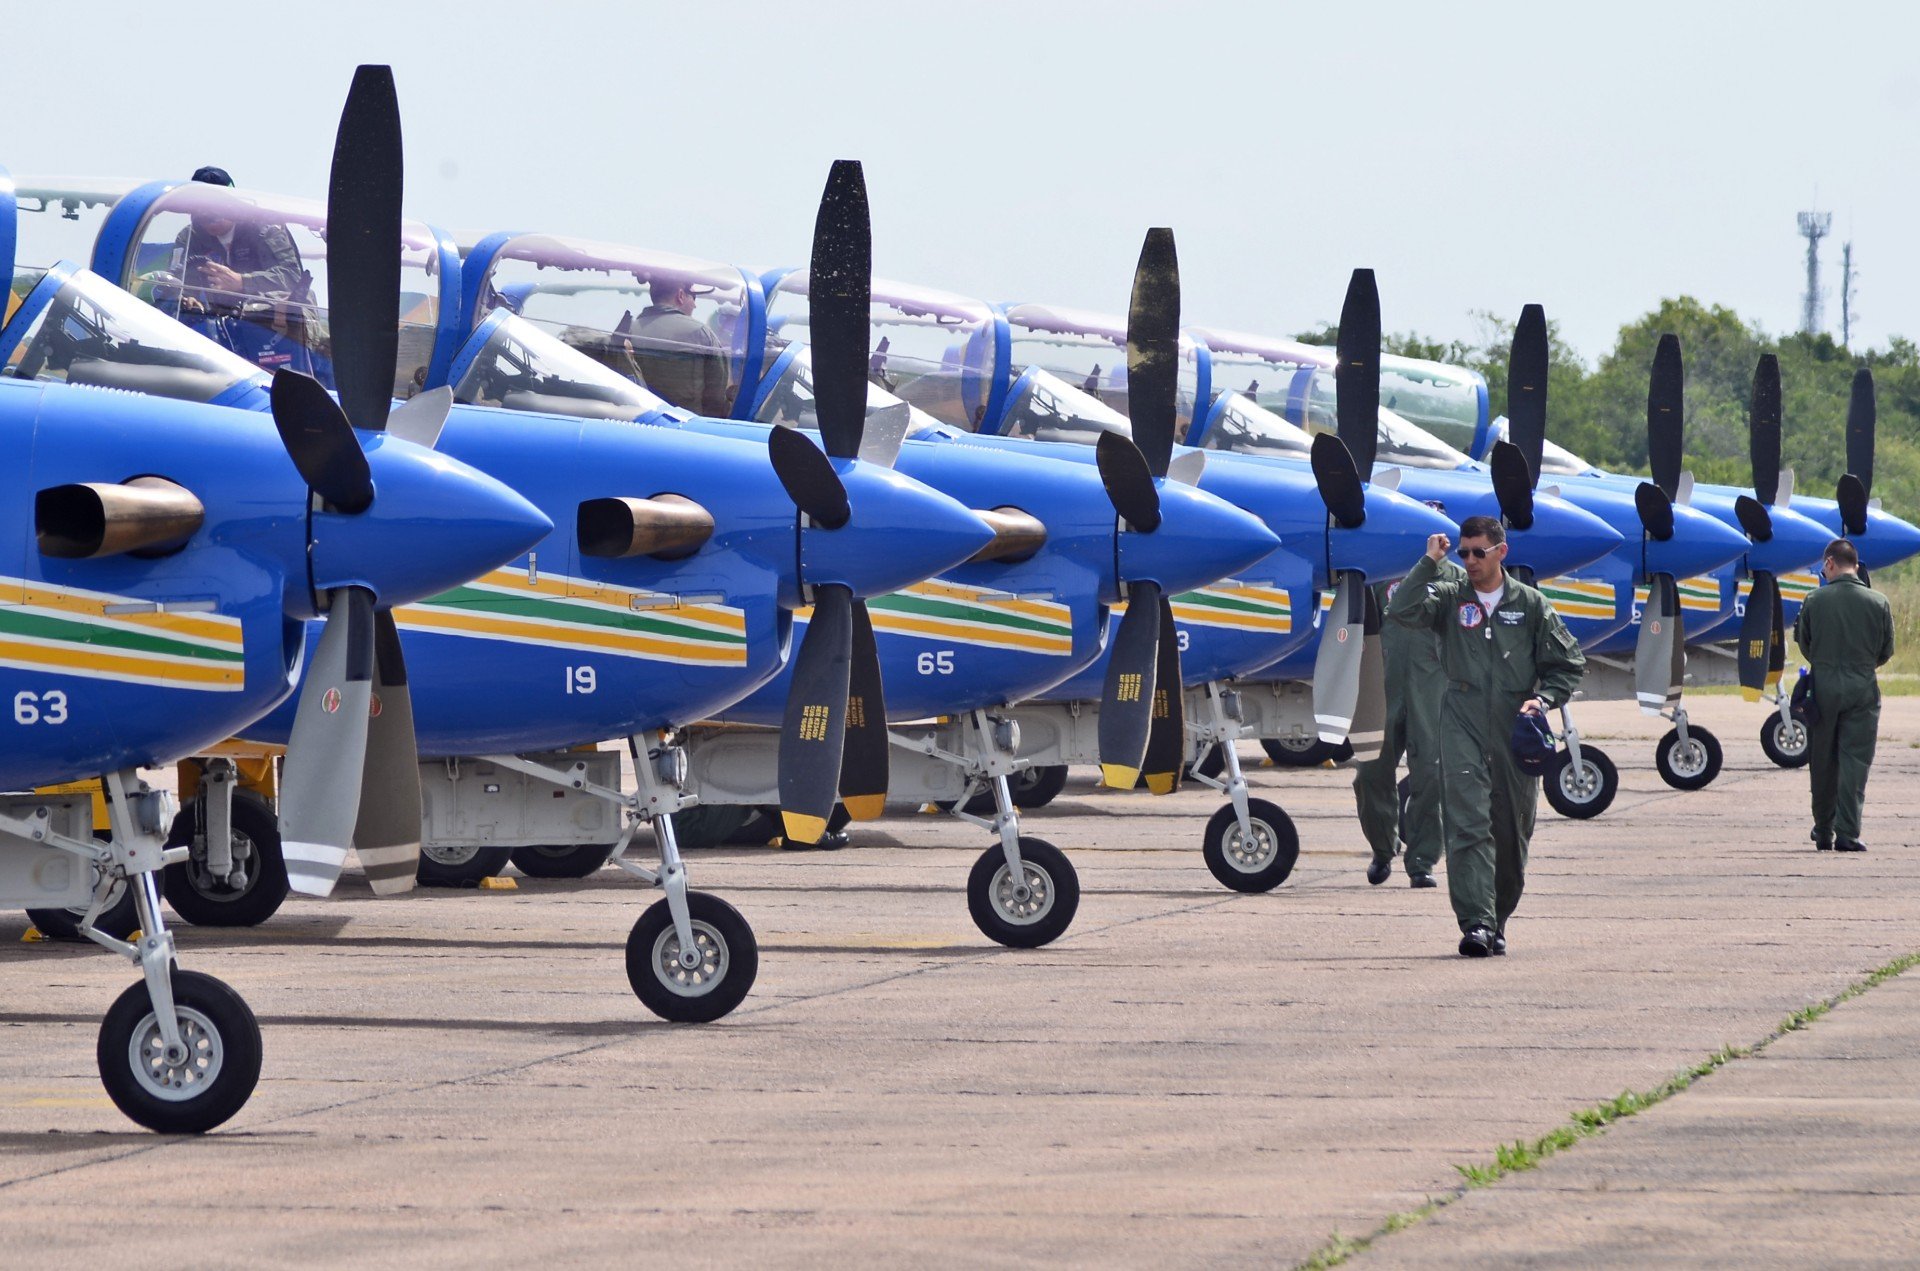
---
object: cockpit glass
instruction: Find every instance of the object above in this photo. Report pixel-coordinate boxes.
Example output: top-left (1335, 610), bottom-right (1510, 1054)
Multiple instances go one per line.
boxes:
top-left (1378, 355), bottom-right (1484, 454)
top-left (1200, 392), bottom-right (1311, 456)
top-left (1376, 407), bottom-right (1472, 469)
top-left (998, 368), bottom-right (1133, 444)
top-left (767, 275), bottom-right (1000, 432)
top-left (3, 267), bottom-right (263, 403)
top-left (754, 344), bottom-right (947, 440)
top-left (452, 311), bottom-right (671, 422)
top-left (123, 182), bottom-right (445, 397)
top-left (475, 237), bottom-right (748, 418)
top-left (1002, 303), bottom-right (1199, 433)
top-left (1538, 435), bottom-right (1592, 477)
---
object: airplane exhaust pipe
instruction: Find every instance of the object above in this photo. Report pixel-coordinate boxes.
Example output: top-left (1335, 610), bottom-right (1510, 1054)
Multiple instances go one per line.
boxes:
top-left (577, 494), bottom-right (715, 559)
top-left (36, 477), bottom-right (204, 559)
top-left (967, 506), bottom-right (1047, 564)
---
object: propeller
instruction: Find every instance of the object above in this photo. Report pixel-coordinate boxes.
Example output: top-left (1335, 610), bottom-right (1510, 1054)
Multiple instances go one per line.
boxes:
top-left (1628, 335), bottom-right (1687, 720)
top-left (1335, 270), bottom-right (1380, 475)
top-left (1313, 573), bottom-right (1366, 743)
top-left (1736, 356), bottom-right (1787, 703)
top-left (1098, 228), bottom-right (1185, 790)
top-left (1634, 574), bottom-right (1684, 715)
top-left (1647, 334), bottom-right (1684, 500)
top-left (1737, 571), bottom-right (1785, 704)
top-left (1841, 368), bottom-right (1875, 534)
top-left (276, 65), bottom-right (425, 898)
top-left (774, 160), bottom-right (883, 843)
top-left (1489, 441), bottom-right (1534, 532)
top-left (1507, 305), bottom-right (1549, 485)
top-left (1346, 585), bottom-right (1388, 763)
top-left (1751, 354), bottom-right (1782, 508)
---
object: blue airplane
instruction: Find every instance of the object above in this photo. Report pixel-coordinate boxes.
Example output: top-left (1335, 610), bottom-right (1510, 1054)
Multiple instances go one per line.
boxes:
top-left (0, 72), bottom-right (551, 1132)
top-left (16, 90), bottom-right (995, 1019)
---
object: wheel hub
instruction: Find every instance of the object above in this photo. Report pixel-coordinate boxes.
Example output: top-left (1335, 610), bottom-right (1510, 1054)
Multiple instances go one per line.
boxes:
top-left (1671, 741), bottom-right (1708, 777)
top-left (1225, 820), bottom-right (1276, 871)
top-left (128, 1006), bottom-right (223, 1102)
top-left (652, 920), bottom-right (728, 997)
top-left (1563, 762), bottom-right (1600, 800)
top-left (993, 863), bottom-right (1053, 924)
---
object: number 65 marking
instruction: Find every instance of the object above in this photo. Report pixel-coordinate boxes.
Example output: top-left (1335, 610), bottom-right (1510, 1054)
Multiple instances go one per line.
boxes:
top-left (916, 650), bottom-right (955, 675)
top-left (13, 690), bottom-right (68, 725)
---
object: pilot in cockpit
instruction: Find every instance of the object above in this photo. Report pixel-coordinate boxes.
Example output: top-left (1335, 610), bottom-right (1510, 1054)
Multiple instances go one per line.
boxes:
top-left (624, 276), bottom-right (732, 418)
top-left (168, 168), bottom-right (304, 319)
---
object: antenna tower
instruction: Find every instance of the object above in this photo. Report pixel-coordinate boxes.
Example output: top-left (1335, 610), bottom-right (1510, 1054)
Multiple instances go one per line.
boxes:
top-left (1840, 240), bottom-right (1858, 347)
top-left (1797, 210), bottom-right (1831, 335)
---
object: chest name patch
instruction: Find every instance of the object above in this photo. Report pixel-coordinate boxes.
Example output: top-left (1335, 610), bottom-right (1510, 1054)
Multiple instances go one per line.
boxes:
top-left (1498, 610), bottom-right (1525, 625)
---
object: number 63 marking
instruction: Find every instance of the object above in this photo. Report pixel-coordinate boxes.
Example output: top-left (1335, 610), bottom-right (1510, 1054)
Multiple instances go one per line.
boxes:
top-left (13, 690), bottom-right (68, 725)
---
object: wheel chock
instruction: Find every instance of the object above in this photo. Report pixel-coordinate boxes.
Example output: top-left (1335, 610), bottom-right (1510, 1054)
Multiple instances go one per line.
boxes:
top-left (21, 926), bottom-right (47, 943)
top-left (478, 876), bottom-right (518, 891)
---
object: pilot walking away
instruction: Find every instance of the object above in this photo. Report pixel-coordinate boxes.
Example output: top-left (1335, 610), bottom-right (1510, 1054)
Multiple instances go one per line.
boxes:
top-left (1389, 516), bottom-right (1585, 957)
top-left (1793, 538), bottom-right (1894, 852)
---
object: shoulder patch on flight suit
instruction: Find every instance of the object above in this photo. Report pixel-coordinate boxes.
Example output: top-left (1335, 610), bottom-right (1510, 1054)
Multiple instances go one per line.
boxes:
top-left (1553, 626), bottom-right (1579, 651)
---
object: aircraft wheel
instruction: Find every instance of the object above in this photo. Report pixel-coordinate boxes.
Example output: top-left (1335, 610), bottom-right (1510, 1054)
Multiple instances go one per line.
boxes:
top-left (1655, 726), bottom-right (1722, 791)
top-left (1202, 798), bottom-right (1298, 893)
top-left (510, 843), bottom-right (618, 879)
top-left (1759, 711), bottom-right (1811, 769)
top-left (28, 847), bottom-right (139, 942)
top-left (1262, 736), bottom-right (1324, 767)
top-left (625, 891), bottom-right (757, 1023)
top-left (97, 970), bottom-right (261, 1134)
top-left (416, 842), bottom-right (514, 888)
top-left (1011, 764), bottom-right (1070, 809)
top-left (163, 798), bottom-right (289, 927)
top-left (1545, 747), bottom-right (1618, 819)
top-left (967, 838), bottom-right (1078, 948)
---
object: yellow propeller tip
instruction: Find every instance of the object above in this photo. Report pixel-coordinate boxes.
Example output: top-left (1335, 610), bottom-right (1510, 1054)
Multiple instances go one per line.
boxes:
top-left (782, 812), bottom-right (829, 844)
top-left (1100, 764), bottom-right (1141, 790)
top-left (1143, 772), bottom-right (1179, 796)
top-left (841, 794), bottom-right (887, 822)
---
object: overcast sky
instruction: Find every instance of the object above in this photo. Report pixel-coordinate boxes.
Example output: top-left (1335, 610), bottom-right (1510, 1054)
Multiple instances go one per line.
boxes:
top-left (11, 1), bottom-right (1915, 363)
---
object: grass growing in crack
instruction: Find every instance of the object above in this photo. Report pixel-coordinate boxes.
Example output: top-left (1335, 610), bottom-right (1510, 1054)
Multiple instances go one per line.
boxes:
top-left (1292, 950), bottom-right (1920, 1269)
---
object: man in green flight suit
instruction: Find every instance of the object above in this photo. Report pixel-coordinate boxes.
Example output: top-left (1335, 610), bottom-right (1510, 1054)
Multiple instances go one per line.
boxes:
top-left (1793, 538), bottom-right (1894, 852)
top-left (1354, 557), bottom-right (1466, 889)
top-left (1389, 515), bottom-right (1585, 957)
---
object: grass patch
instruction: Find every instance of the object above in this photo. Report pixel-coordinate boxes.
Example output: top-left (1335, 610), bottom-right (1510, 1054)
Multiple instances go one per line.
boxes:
top-left (1292, 948), bottom-right (1920, 1269)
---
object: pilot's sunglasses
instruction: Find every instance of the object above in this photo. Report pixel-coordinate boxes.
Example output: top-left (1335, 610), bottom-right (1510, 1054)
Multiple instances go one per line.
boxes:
top-left (1457, 546), bottom-right (1498, 560)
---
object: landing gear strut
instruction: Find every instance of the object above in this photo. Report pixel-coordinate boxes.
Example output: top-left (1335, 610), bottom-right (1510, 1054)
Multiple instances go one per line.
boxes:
top-left (1544, 703), bottom-right (1619, 819)
top-left (1654, 706), bottom-right (1722, 791)
top-left (1189, 684), bottom-right (1298, 892)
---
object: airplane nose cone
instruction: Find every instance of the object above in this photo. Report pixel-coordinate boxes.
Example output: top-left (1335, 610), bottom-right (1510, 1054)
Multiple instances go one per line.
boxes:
top-left (1511, 493), bottom-right (1623, 578)
top-left (311, 435), bottom-right (553, 607)
top-left (1750, 504), bottom-right (1835, 575)
top-left (1858, 506), bottom-right (1920, 570)
top-left (804, 460), bottom-right (994, 597)
top-left (1328, 484), bottom-right (1456, 582)
top-left (1648, 501), bottom-right (1749, 580)
top-left (1119, 479), bottom-right (1279, 595)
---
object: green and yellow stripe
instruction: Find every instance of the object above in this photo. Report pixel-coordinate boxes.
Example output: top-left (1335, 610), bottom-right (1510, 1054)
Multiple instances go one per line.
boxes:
top-left (1169, 583), bottom-right (1293, 634)
top-left (859, 580), bottom-right (1074, 655)
top-left (0, 577), bottom-right (245, 691)
top-left (1539, 577), bottom-right (1618, 622)
top-left (397, 567), bottom-right (748, 666)
top-left (1634, 574), bottom-right (1722, 614)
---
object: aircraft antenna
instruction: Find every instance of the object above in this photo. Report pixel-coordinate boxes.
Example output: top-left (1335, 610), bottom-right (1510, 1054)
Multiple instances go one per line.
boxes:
top-left (1796, 209), bottom-right (1831, 335)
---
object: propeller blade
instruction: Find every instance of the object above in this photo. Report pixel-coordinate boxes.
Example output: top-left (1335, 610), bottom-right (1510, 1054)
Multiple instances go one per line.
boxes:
top-left (1737, 572), bottom-right (1782, 703)
top-left (1750, 354), bottom-right (1781, 507)
top-left (808, 160), bottom-right (871, 461)
top-left (280, 587), bottom-right (376, 896)
top-left (1098, 580), bottom-right (1163, 788)
top-left (271, 370), bottom-right (373, 514)
top-left (1837, 472), bottom-right (1869, 537)
top-left (1734, 493), bottom-right (1773, 543)
top-left (1634, 481), bottom-right (1674, 542)
top-left (1766, 575), bottom-right (1786, 694)
top-left (1346, 584), bottom-right (1389, 763)
top-left (779, 583), bottom-right (854, 844)
top-left (1140, 595), bottom-right (1185, 795)
top-left (1633, 574), bottom-right (1681, 715)
top-left (1335, 269), bottom-right (1381, 475)
top-left (1490, 439), bottom-right (1535, 531)
top-left (1166, 450), bottom-right (1207, 486)
top-left (387, 385), bottom-right (452, 450)
top-left (1507, 304), bottom-right (1548, 486)
top-left (1309, 432), bottom-right (1366, 529)
top-left (1647, 334), bottom-right (1684, 499)
top-left (837, 600), bottom-right (889, 822)
top-left (769, 425), bottom-right (851, 529)
top-left (1096, 430), bottom-right (1161, 533)
top-left (354, 611), bottom-right (421, 895)
top-left (327, 65), bottom-right (403, 434)
top-left (858, 401), bottom-right (910, 469)
top-left (1126, 228), bottom-right (1180, 478)
top-left (1312, 572), bottom-right (1366, 744)
top-left (1846, 367), bottom-right (1876, 498)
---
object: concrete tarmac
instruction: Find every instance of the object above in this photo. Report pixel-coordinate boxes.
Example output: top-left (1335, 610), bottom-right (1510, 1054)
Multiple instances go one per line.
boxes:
top-left (1, 697), bottom-right (1915, 1268)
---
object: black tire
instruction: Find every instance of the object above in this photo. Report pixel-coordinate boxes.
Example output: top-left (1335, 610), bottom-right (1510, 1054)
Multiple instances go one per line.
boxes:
top-left (966, 837), bottom-right (1079, 948)
top-left (1010, 764), bottom-right (1069, 809)
top-left (624, 891), bottom-right (757, 1023)
top-left (1262, 736), bottom-right (1325, 767)
top-left (28, 838), bottom-right (139, 941)
top-left (1759, 711), bottom-right (1811, 769)
top-left (162, 797), bottom-right (289, 928)
top-left (670, 804), bottom-right (760, 849)
top-left (509, 843), bottom-right (618, 879)
top-left (1655, 726), bottom-right (1722, 792)
top-left (1545, 746), bottom-right (1619, 819)
top-left (415, 842), bottom-right (514, 888)
top-left (1326, 740), bottom-right (1355, 765)
top-left (96, 970), bottom-right (261, 1134)
top-left (1201, 798), bottom-right (1299, 893)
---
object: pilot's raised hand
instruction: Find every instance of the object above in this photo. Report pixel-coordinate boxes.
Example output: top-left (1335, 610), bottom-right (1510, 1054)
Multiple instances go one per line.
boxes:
top-left (1425, 532), bottom-right (1451, 562)
top-left (194, 260), bottom-right (244, 294)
